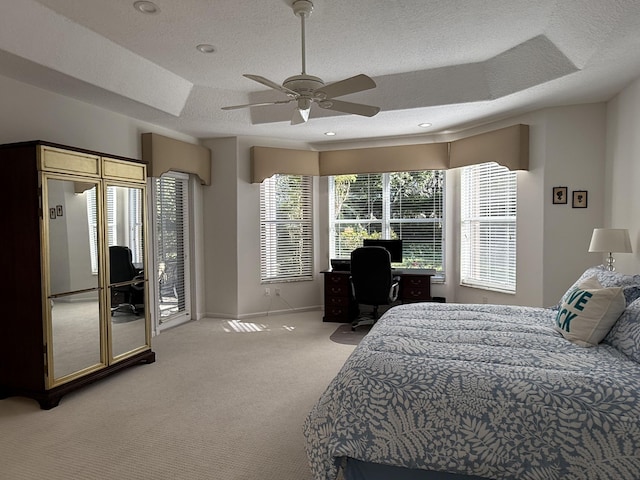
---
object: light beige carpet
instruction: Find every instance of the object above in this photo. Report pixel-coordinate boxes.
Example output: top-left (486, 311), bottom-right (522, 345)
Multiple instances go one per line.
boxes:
top-left (0, 311), bottom-right (357, 480)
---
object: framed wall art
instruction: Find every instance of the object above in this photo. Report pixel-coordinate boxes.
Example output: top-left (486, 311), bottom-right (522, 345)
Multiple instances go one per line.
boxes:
top-left (553, 186), bottom-right (568, 204)
top-left (572, 190), bottom-right (588, 208)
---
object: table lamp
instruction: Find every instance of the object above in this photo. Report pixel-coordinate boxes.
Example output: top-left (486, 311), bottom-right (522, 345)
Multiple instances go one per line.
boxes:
top-left (588, 228), bottom-right (632, 271)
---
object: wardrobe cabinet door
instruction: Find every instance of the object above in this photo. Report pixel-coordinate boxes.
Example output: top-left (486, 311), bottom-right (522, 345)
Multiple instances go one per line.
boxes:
top-left (45, 177), bottom-right (104, 386)
top-left (106, 184), bottom-right (149, 361)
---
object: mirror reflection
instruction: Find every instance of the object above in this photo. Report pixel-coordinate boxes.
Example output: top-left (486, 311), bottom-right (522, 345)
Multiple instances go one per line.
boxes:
top-left (46, 179), bottom-right (149, 380)
top-left (51, 291), bottom-right (102, 379)
top-left (47, 178), bottom-right (102, 379)
top-left (106, 184), bottom-right (148, 359)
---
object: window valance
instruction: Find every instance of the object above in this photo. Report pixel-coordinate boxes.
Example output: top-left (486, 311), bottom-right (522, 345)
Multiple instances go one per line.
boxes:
top-left (318, 143), bottom-right (449, 176)
top-left (250, 124), bottom-right (529, 183)
top-left (251, 146), bottom-right (320, 183)
top-left (448, 124), bottom-right (529, 171)
top-left (142, 133), bottom-right (211, 185)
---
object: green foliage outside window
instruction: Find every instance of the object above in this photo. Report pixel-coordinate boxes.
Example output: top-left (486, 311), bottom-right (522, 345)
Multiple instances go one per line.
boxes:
top-left (330, 171), bottom-right (444, 271)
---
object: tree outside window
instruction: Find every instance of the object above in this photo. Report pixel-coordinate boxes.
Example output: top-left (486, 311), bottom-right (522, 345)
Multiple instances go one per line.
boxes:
top-left (329, 170), bottom-right (444, 272)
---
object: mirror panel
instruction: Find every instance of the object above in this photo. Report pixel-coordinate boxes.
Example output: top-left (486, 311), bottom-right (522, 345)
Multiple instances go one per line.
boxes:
top-left (50, 291), bottom-right (102, 379)
top-left (46, 178), bottom-right (103, 380)
top-left (106, 184), bottom-right (148, 359)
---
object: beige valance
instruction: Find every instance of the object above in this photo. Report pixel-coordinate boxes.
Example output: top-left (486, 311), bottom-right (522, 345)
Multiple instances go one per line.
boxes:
top-left (250, 124), bottom-right (529, 182)
top-left (449, 124), bottom-right (529, 171)
top-left (141, 133), bottom-right (211, 185)
top-left (251, 147), bottom-right (319, 183)
top-left (319, 143), bottom-right (449, 175)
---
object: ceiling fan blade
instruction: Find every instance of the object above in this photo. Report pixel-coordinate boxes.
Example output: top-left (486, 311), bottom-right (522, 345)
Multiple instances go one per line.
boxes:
top-left (244, 74), bottom-right (298, 96)
top-left (315, 74), bottom-right (376, 99)
top-left (221, 99), bottom-right (293, 110)
top-left (318, 99), bottom-right (380, 117)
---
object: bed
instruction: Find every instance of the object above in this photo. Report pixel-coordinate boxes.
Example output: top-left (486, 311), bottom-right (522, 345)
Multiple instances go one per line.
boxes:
top-left (304, 266), bottom-right (640, 480)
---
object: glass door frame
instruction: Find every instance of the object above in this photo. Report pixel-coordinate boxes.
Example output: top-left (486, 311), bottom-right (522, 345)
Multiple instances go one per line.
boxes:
top-left (150, 171), bottom-right (192, 333)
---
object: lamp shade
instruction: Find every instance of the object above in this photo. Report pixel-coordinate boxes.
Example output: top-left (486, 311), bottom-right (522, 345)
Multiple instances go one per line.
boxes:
top-left (588, 228), bottom-right (632, 253)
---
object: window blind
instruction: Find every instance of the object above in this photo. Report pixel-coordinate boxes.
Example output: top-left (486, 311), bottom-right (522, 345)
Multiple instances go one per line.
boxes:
top-left (460, 162), bottom-right (517, 292)
top-left (329, 171), bottom-right (444, 271)
top-left (87, 186), bottom-right (116, 274)
top-left (156, 174), bottom-right (188, 317)
top-left (128, 187), bottom-right (144, 265)
top-left (260, 175), bottom-right (313, 282)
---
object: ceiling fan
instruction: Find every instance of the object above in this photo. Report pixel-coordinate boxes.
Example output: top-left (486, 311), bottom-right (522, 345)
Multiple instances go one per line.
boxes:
top-left (222, 0), bottom-right (380, 125)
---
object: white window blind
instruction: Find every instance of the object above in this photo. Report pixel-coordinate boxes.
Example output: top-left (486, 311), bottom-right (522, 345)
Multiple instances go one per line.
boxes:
top-left (128, 187), bottom-right (144, 265)
top-left (260, 174), bottom-right (313, 282)
top-left (156, 174), bottom-right (188, 318)
top-left (329, 171), bottom-right (444, 272)
top-left (87, 186), bottom-right (116, 274)
top-left (460, 162), bottom-right (517, 292)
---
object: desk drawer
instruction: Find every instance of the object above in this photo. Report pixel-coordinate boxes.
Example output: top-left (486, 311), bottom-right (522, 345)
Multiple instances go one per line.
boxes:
top-left (324, 274), bottom-right (350, 297)
top-left (403, 276), bottom-right (430, 288)
top-left (402, 287), bottom-right (431, 302)
top-left (326, 295), bottom-right (349, 307)
top-left (324, 306), bottom-right (351, 320)
top-left (400, 274), bottom-right (432, 302)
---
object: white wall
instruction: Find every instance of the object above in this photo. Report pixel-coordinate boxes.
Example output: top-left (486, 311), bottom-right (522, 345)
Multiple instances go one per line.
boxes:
top-left (202, 136), bottom-right (324, 319)
top-left (605, 76), bottom-right (640, 274)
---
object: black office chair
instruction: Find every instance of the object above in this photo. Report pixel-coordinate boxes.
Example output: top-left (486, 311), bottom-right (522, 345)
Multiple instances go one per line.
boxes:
top-left (350, 246), bottom-right (400, 330)
top-left (109, 246), bottom-right (144, 316)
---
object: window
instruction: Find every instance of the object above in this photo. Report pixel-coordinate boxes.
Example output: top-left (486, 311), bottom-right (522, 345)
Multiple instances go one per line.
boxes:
top-left (260, 174), bottom-right (313, 282)
top-left (155, 173), bottom-right (190, 321)
top-left (460, 162), bottom-right (517, 292)
top-left (87, 186), bottom-right (116, 274)
top-left (329, 171), bottom-right (444, 272)
top-left (87, 186), bottom-right (143, 275)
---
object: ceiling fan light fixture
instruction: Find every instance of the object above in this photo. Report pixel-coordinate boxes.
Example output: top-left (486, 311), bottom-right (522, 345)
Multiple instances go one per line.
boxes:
top-left (221, 0), bottom-right (379, 124)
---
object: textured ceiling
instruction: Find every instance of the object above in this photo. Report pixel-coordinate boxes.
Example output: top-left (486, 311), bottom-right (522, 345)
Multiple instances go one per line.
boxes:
top-left (2, 0), bottom-right (640, 144)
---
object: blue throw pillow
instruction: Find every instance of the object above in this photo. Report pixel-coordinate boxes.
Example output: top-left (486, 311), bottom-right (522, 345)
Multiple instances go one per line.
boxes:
top-left (603, 298), bottom-right (640, 363)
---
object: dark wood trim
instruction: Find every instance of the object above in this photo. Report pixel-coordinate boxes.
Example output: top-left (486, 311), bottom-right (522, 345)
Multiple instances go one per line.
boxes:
top-left (0, 350), bottom-right (156, 409)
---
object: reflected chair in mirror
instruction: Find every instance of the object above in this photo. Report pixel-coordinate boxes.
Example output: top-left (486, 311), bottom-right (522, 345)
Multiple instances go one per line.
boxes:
top-left (350, 246), bottom-right (400, 331)
top-left (109, 246), bottom-right (144, 316)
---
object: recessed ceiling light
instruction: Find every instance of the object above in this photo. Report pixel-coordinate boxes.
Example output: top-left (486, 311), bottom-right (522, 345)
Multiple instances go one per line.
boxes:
top-left (324, 131), bottom-right (336, 136)
top-left (418, 123), bottom-right (432, 128)
top-left (196, 44), bottom-right (216, 54)
top-left (133, 1), bottom-right (159, 14)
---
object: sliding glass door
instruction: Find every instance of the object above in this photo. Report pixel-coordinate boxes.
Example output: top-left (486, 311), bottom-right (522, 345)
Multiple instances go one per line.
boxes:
top-left (153, 172), bottom-right (191, 328)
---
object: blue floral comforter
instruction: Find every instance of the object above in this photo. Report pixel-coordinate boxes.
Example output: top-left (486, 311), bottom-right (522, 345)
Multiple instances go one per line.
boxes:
top-left (304, 303), bottom-right (640, 480)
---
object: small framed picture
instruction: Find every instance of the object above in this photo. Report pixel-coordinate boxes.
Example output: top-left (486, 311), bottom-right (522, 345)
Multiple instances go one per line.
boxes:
top-left (572, 190), bottom-right (588, 208)
top-left (56, 205), bottom-right (64, 217)
top-left (49, 208), bottom-right (57, 219)
top-left (552, 186), bottom-right (568, 204)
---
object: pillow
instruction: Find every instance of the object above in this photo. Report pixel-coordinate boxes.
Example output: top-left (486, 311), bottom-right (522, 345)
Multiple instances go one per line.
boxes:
top-left (554, 276), bottom-right (626, 347)
top-left (555, 265), bottom-right (640, 310)
top-left (603, 298), bottom-right (640, 363)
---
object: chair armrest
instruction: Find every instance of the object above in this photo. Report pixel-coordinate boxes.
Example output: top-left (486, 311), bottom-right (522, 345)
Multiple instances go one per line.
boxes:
top-left (389, 278), bottom-right (400, 302)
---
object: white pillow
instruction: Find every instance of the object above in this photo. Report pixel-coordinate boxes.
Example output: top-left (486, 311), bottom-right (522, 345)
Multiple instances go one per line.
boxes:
top-left (554, 276), bottom-right (626, 347)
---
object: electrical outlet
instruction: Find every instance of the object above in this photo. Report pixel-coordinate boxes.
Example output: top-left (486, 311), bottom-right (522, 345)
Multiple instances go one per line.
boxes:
top-left (275, 288), bottom-right (281, 296)
top-left (264, 287), bottom-right (271, 296)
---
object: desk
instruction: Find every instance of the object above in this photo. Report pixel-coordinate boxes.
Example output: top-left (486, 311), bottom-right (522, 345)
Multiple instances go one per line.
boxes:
top-left (321, 269), bottom-right (435, 322)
